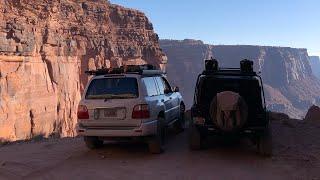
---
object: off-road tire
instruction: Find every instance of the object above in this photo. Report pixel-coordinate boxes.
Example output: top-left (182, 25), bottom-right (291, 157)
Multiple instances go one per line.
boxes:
top-left (188, 125), bottom-right (202, 150)
top-left (173, 104), bottom-right (186, 133)
top-left (148, 117), bottom-right (165, 154)
top-left (84, 136), bottom-right (103, 149)
top-left (258, 127), bottom-right (273, 157)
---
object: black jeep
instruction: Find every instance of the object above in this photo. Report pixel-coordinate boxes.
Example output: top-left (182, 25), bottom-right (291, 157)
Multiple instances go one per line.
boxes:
top-left (189, 58), bottom-right (272, 156)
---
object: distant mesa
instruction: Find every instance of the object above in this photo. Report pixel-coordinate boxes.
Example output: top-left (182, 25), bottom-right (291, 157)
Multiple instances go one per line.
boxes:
top-left (161, 39), bottom-right (205, 46)
top-left (160, 39), bottom-right (320, 119)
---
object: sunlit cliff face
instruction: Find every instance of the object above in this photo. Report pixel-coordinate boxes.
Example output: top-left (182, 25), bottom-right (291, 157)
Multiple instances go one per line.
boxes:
top-left (0, 0), bottom-right (166, 141)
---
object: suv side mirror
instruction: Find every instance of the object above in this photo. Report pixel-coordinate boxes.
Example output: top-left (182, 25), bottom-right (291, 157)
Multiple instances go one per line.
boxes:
top-left (173, 86), bottom-right (179, 92)
top-left (164, 88), bottom-right (172, 94)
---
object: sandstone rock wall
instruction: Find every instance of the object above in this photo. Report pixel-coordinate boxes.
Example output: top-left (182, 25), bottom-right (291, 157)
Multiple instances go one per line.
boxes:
top-left (160, 39), bottom-right (320, 118)
top-left (0, 0), bottom-right (166, 141)
top-left (309, 56), bottom-right (320, 79)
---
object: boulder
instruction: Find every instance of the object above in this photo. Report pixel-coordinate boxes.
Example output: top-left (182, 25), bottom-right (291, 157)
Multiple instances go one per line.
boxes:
top-left (304, 105), bottom-right (320, 123)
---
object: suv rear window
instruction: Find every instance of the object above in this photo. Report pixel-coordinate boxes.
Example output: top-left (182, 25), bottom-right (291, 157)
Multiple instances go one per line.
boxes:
top-left (85, 77), bottom-right (139, 99)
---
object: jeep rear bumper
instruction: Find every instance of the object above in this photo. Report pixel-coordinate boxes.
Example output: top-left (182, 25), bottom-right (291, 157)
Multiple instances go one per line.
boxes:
top-left (76, 120), bottom-right (157, 137)
top-left (195, 124), bottom-right (268, 135)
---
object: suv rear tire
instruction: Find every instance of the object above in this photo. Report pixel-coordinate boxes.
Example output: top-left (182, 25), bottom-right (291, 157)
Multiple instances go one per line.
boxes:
top-left (84, 136), bottom-right (103, 149)
top-left (188, 125), bottom-right (202, 150)
top-left (173, 104), bottom-right (185, 133)
top-left (257, 127), bottom-right (272, 156)
top-left (148, 117), bottom-right (165, 154)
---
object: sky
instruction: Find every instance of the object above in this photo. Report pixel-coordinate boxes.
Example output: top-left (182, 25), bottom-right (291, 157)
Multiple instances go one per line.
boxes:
top-left (110, 0), bottom-right (320, 56)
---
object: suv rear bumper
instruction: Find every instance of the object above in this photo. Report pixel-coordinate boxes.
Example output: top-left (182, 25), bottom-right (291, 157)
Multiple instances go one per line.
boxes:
top-left (76, 120), bottom-right (157, 137)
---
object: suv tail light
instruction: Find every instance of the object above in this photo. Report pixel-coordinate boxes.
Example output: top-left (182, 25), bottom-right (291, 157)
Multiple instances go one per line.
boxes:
top-left (132, 104), bottom-right (150, 119)
top-left (77, 105), bottom-right (89, 119)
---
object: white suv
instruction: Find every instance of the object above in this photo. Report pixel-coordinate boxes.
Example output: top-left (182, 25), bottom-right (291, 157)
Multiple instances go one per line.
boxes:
top-left (76, 65), bottom-right (185, 153)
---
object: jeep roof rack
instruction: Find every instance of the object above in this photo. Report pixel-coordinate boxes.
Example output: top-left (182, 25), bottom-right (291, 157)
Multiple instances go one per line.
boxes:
top-left (85, 64), bottom-right (165, 76)
top-left (203, 58), bottom-right (256, 76)
top-left (203, 68), bottom-right (257, 76)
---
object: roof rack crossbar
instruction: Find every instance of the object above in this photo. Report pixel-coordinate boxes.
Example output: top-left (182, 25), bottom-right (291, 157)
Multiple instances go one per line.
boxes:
top-left (85, 64), bottom-right (164, 76)
top-left (141, 70), bottom-right (164, 76)
top-left (219, 67), bottom-right (241, 70)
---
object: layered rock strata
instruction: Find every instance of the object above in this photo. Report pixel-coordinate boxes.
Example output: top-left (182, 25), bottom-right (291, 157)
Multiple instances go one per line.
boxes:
top-left (0, 0), bottom-right (166, 141)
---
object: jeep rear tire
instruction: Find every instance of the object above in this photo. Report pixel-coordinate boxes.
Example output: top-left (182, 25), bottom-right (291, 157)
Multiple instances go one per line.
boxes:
top-left (84, 136), bottom-right (103, 149)
top-left (258, 127), bottom-right (273, 157)
top-left (188, 125), bottom-right (202, 150)
top-left (148, 117), bottom-right (165, 154)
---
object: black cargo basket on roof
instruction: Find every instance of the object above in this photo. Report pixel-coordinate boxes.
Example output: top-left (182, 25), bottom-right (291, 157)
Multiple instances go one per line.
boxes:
top-left (240, 59), bottom-right (254, 73)
top-left (85, 64), bottom-right (160, 76)
top-left (203, 58), bottom-right (256, 76)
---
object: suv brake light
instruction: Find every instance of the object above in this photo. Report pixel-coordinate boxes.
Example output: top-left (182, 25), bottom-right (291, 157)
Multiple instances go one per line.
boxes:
top-left (77, 105), bottom-right (89, 119)
top-left (132, 104), bottom-right (150, 119)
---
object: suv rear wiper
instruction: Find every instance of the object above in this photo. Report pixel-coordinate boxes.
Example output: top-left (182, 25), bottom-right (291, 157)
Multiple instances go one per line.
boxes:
top-left (87, 94), bottom-right (137, 100)
top-left (86, 94), bottom-right (114, 99)
top-left (105, 94), bottom-right (137, 100)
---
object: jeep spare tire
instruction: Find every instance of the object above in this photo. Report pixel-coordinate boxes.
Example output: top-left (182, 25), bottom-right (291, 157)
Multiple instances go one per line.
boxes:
top-left (210, 91), bottom-right (248, 132)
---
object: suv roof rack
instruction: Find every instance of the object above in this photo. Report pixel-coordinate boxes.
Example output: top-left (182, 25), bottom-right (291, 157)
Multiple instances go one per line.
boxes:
top-left (85, 64), bottom-right (165, 76)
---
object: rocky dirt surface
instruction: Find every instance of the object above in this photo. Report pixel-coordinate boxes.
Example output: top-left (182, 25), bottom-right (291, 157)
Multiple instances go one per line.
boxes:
top-left (0, 118), bottom-right (319, 180)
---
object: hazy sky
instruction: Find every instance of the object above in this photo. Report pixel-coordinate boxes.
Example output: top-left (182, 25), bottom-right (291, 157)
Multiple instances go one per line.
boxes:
top-left (110, 0), bottom-right (320, 56)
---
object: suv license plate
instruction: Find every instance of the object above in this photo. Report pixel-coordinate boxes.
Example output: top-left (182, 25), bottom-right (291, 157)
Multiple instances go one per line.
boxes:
top-left (104, 109), bottom-right (117, 117)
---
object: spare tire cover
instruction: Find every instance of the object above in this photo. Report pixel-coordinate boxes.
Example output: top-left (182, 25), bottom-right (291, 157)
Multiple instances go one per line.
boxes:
top-left (210, 91), bottom-right (248, 132)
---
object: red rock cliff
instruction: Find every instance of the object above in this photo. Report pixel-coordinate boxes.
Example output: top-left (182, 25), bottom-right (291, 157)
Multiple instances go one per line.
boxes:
top-left (0, 0), bottom-right (167, 141)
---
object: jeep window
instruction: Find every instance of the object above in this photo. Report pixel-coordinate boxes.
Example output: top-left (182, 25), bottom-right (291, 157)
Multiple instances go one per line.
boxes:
top-left (142, 77), bottom-right (158, 96)
top-left (85, 77), bottom-right (138, 99)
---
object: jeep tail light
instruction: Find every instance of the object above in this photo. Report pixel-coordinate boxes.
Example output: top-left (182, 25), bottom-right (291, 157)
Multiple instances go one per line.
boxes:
top-left (77, 105), bottom-right (89, 119)
top-left (193, 117), bottom-right (205, 125)
top-left (132, 104), bottom-right (150, 119)
top-left (191, 106), bottom-right (204, 124)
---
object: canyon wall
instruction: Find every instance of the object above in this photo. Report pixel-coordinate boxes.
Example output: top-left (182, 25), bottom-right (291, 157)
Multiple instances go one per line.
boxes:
top-left (160, 39), bottom-right (320, 118)
top-left (309, 56), bottom-right (320, 79)
top-left (0, 0), bottom-right (166, 141)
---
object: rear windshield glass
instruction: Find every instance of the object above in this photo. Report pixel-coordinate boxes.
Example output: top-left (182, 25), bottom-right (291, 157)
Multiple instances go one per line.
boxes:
top-left (85, 77), bottom-right (139, 99)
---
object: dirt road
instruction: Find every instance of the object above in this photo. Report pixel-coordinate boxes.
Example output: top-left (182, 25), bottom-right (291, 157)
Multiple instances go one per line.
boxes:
top-left (0, 119), bottom-right (319, 180)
